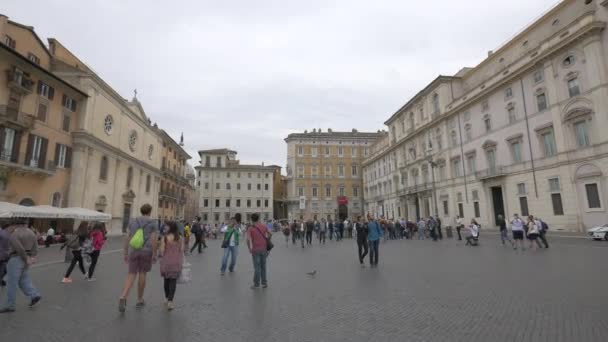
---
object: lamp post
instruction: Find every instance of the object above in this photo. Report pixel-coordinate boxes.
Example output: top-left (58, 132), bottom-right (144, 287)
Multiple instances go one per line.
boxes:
top-left (426, 147), bottom-right (439, 218)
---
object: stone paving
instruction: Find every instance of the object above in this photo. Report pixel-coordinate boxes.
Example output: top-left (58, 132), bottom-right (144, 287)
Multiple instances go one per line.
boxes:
top-left (1, 234), bottom-right (607, 342)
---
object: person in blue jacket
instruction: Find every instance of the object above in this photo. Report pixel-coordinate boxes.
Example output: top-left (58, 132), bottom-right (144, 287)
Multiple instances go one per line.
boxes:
top-left (366, 216), bottom-right (383, 267)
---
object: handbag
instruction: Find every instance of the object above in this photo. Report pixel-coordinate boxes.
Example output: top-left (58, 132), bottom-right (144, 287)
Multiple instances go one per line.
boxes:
top-left (221, 230), bottom-right (234, 249)
top-left (254, 226), bottom-right (273, 252)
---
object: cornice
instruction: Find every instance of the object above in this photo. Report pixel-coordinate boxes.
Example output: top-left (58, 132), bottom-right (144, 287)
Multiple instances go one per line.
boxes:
top-left (72, 130), bottom-right (161, 175)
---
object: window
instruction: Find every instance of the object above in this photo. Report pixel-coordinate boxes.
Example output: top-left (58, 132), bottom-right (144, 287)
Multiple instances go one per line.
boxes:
top-left (325, 147), bottom-right (330, 156)
top-left (517, 183), bottom-right (527, 195)
top-left (216, 156), bottom-right (222, 167)
top-left (338, 146), bottom-right (343, 156)
top-left (256, 200), bottom-right (261, 208)
top-left (486, 149), bottom-right (496, 171)
top-left (364, 147), bottom-right (369, 157)
top-left (458, 203), bottom-right (464, 218)
top-left (145, 175), bottom-right (151, 193)
top-left (438, 164), bottom-right (446, 181)
top-left (298, 187), bottom-right (304, 197)
top-left (264, 199), bottom-right (269, 208)
top-left (257, 184), bottom-right (261, 191)
top-left (226, 172), bottom-right (231, 178)
top-left (311, 147), bottom-right (317, 157)
top-left (215, 199), bottom-right (220, 208)
top-left (324, 165), bottom-right (331, 177)
top-left (351, 165), bottom-right (358, 177)
top-left (585, 183), bottom-right (601, 209)
top-left (54, 144), bottom-right (71, 168)
top-left (264, 184), bottom-right (269, 191)
top-left (325, 185), bottom-right (331, 198)
top-left (519, 197), bottom-right (529, 216)
top-left (226, 199), bottom-right (231, 207)
top-left (126, 167), bottom-right (133, 188)
top-left (568, 78), bottom-right (580, 97)
top-left (37, 81), bottom-right (54, 99)
top-left (474, 202), bottom-right (480, 218)
top-left (464, 125), bottom-right (472, 142)
top-left (297, 146), bottom-right (303, 156)
top-left (128, 130), bottom-right (137, 151)
top-left (51, 192), bottom-right (61, 207)
top-left (338, 165), bottom-right (345, 177)
top-left (508, 107), bottom-right (516, 124)
top-left (204, 182), bottom-right (209, 190)
top-left (451, 131), bottom-right (458, 145)
top-left (339, 187), bottom-right (345, 196)
top-left (297, 165), bottom-right (304, 178)
top-left (466, 155), bottom-right (476, 173)
top-left (443, 200), bottom-right (449, 216)
top-left (62, 115), bottom-right (71, 132)
top-left (432, 93), bottom-right (440, 113)
top-left (248, 172), bottom-right (252, 178)
top-left (203, 199), bottom-right (209, 207)
top-left (99, 156), bottom-right (108, 181)
top-left (0, 127), bottom-right (17, 162)
top-left (574, 121), bottom-right (590, 147)
top-left (247, 183), bottom-right (252, 190)
top-left (37, 103), bottom-right (47, 122)
top-left (419, 108), bottom-right (425, 120)
top-left (311, 165), bottom-right (318, 178)
top-left (563, 55), bottom-right (575, 67)
top-left (27, 133), bottom-right (48, 168)
top-left (353, 186), bottom-right (359, 197)
top-left (484, 115), bottom-right (492, 132)
top-left (510, 141), bottom-right (522, 163)
top-left (312, 187), bottom-right (318, 198)
top-left (62, 95), bottom-right (77, 111)
top-left (226, 183), bottom-right (231, 190)
top-left (452, 159), bottom-right (461, 177)
top-left (541, 130), bottom-right (557, 157)
top-left (536, 92), bottom-right (547, 111)
top-left (236, 199), bottom-right (241, 207)
top-left (4, 35), bottom-right (16, 49)
top-left (549, 178), bottom-right (560, 192)
top-left (265, 173), bottom-right (269, 179)
top-left (216, 183), bottom-right (220, 190)
top-left (505, 87), bottom-right (513, 99)
top-left (236, 183), bottom-right (241, 190)
top-left (533, 70), bottom-right (544, 83)
top-left (204, 156), bottom-right (210, 166)
top-left (247, 200), bottom-right (251, 208)
top-left (551, 193), bottom-right (564, 215)
top-left (28, 53), bottom-right (40, 65)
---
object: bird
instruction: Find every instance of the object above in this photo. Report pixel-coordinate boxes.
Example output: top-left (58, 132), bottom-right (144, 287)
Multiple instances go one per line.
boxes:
top-left (306, 270), bottom-right (317, 277)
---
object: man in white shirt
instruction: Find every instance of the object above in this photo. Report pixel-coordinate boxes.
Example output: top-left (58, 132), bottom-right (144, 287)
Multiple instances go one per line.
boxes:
top-left (45, 227), bottom-right (55, 248)
top-left (510, 213), bottom-right (526, 250)
top-left (455, 215), bottom-right (463, 241)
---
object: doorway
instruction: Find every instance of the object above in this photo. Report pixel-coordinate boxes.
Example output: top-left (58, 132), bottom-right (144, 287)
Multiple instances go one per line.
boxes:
top-left (122, 203), bottom-right (132, 234)
top-left (491, 186), bottom-right (505, 225)
top-left (338, 204), bottom-right (348, 221)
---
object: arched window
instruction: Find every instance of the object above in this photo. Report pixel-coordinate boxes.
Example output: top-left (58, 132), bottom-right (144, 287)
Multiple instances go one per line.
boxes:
top-left (146, 174), bottom-right (151, 193)
top-left (99, 156), bottom-right (108, 181)
top-left (51, 192), bottom-right (61, 207)
top-left (432, 93), bottom-right (440, 113)
top-left (126, 166), bottom-right (133, 188)
top-left (19, 198), bottom-right (35, 206)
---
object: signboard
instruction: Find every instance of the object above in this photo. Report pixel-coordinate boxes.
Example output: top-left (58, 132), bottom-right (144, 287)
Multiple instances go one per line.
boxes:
top-left (299, 196), bottom-right (306, 210)
top-left (337, 196), bottom-right (348, 206)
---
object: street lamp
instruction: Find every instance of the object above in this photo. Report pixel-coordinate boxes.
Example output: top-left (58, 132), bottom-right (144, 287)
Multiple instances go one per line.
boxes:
top-left (426, 146), bottom-right (439, 218)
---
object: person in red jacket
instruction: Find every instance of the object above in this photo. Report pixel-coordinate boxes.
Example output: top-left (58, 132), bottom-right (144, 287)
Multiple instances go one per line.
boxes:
top-left (87, 222), bottom-right (106, 281)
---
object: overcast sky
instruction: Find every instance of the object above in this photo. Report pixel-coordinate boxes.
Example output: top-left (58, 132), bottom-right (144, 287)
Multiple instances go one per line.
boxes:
top-left (5, 0), bottom-right (559, 168)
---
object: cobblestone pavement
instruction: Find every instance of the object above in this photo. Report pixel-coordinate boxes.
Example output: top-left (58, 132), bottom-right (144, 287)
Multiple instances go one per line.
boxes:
top-left (1, 234), bottom-right (607, 342)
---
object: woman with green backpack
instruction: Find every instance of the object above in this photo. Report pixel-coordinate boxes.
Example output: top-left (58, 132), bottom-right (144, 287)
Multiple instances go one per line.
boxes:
top-left (219, 213), bottom-right (241, 276)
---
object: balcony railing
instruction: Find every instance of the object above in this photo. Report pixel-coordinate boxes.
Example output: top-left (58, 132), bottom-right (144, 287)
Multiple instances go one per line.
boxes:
top-left (0, 152), bottom-right (55, 176)
top-left (6, 70), bottom-right (34, 94)
top-left (476, 166), bottom-right (506, 180)
top-left (0, 106), bottom-right (35, 129)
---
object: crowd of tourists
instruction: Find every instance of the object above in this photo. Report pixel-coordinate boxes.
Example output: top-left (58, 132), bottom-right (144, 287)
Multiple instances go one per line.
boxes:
top-left (0, 201), bottom-right (551, 314)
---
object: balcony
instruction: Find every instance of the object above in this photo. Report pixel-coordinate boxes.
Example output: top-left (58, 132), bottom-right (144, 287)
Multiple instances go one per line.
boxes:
top-left (6, 70), bottom-right (34, 95)
top-left (0, 106), bottom-right (35, 130)
top-left (0, 152), bottom-right (56, 177)
top-left (476, 166), bottom-right (506, 180)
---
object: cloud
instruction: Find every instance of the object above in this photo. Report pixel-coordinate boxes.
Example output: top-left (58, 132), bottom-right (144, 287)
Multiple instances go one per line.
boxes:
top-left (4, 0), bottom-right (559, 167)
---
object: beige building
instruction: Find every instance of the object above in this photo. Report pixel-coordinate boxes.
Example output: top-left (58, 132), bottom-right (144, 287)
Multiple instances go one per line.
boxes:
top-left (285, 129), bottom-right (385, 221)
top-left (158, 131), bottom-right (193, 222)
top-left (49, 40), bottom-right (163, 234)
top-left (195, 148), bottom-right (277, 225)
top-left (0, 16), bottom-right (87, 213)
top-left (363, 0), bottom-right (608, 232)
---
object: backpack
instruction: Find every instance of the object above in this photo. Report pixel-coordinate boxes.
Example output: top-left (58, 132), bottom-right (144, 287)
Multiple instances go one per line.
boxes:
top-left (129, 219), bottom-right (150, 250)
top-left (541, 221), bottom-right (549, 231)
top-left (191, 223), bottom-right (202, 236)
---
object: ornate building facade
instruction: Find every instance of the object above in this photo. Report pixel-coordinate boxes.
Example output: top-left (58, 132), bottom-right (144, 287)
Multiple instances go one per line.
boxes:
top-left (363, 0), bottom-right (608, 231)
top-left (285, 129), bottom-right (385, 221)
top-left (158, 131), bottom-right (193, 222)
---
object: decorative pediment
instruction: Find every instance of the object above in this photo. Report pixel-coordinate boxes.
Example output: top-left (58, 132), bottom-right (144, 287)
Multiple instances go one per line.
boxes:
top-left (575, 163), bottom-right (602, 180)
top-left (562, 97), bottom-right (593, 122)
top-left (505, 133), bottom-right (524, 142)
top-left (563, 107), bottom-right (593, 122)
top-left (482, 140), bottom-right (497, 150)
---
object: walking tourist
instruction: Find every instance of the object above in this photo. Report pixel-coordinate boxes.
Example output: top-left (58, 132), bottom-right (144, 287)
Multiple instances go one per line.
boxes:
top-left (319, 218), bottom-right (327, 244)
top-left (428, 216), bottom-right (438, 241)
top-left (291, 220), bottom-right (298, 245)
top-left (536, 218), bottom-right (550, 249)
top-left (526, 215), bottom-right (540, 252)
top-left (0, 220), bottom-right (41, 313)
top-left (455, 215), bottom-right (464, 241)
top-left (436, 216), bottom-right (443, 240)
top-left (367, 216), bottom-right (383, 267)
top-left (0, 224), bottom-right (9, 287)
top-left (61, 222), bottom-right (90, 283)
top-left (247, 213), bottom-right (271, 289)
top-left (190, 217), bottom-right (204, 254)
top-left (355, 216), bottom-right (369, 267)
top-left (45, 225), bottom-right (55, 248)
top-left (328, 219), bottom-right (334, 240)
top-left (417, 218), bottom-right (426, 240)
top-left (118, 203), bottom-right (158, 313)
top-left (338, 220), bottom-right (345, 241)
top-left (283, 222), bottom-right (291, 246)
top-left (159, 221), bottom-right (183, 311)
top-left (183, 221), bottom-right (191, 255)
top-left (220, 214), bottom-right (241, 275)
top-left (305, 219), bottom-right (314, 246)
top-left (465, 219), bottom-right (480, 246)
top-left (87, 222), bottom-right (106, 281)
top-left (497, 215), bottom-right (513, 247)
top-left (510, 213), bottom-right (526, 250)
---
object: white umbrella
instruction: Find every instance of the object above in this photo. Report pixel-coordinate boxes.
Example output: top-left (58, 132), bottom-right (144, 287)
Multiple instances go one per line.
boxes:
top-left (59, 207), bottom-right (111, 221)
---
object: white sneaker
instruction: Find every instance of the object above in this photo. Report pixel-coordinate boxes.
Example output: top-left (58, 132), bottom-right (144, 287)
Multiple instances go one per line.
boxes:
top-left (87, 277), bottom-right (96, 282)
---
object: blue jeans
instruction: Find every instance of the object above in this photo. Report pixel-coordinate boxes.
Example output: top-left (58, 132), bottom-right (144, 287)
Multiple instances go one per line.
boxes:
top-left (220, 246), bottom-right (238, 273)
top-left (368, 240), bottom-right (379, 265)
top-left (251, 251), bottom-right (268, 287)
top-left (2, 257), bottom-right (40, 310)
